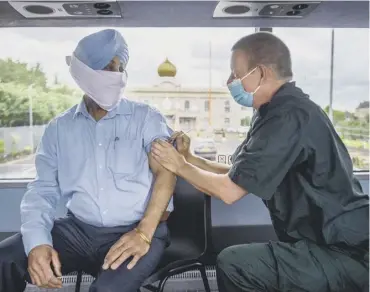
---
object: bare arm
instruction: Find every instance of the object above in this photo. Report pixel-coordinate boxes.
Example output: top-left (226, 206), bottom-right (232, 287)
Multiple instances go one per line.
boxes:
top-left (137, 153), bottom-right (176, 240)
top-left (169, 131), bottom-right (230, 174)
top-left (187, 153), bottom-right (230, 174)
top-left (178, 161), bottom-right (246, 204)
top-left (103, 153), bottom-right (176, 271)
top-left (152, 140), bottom-right (246, 204)
top-left (103, 107), bottom-right (177, 271)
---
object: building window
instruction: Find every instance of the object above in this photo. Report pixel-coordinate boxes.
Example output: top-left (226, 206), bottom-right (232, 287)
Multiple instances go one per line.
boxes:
top-left (240, 117), bottom-right (251, 126)
top-left (225, 101), bottom-right (230, 113)
top-left (185, 100), bottom-right (190, 111)
top-left (204, 100), bottom-right (209, 112)
top-left (224, 118), bottom-right (230, 125)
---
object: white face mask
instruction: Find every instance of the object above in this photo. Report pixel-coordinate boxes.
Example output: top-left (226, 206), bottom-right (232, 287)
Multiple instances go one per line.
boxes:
top-left (69, 54), bottom-right (127, 111)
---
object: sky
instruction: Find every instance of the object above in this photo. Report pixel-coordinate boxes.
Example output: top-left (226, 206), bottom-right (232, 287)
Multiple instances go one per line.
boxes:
top-left (0, 27), bottom-right (368, 111)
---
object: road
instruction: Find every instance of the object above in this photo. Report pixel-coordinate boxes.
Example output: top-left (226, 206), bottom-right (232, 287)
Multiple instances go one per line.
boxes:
top-left (0, 155), bottom-right (36, 179)
top-left (0, 137), bottom-right (368, 179)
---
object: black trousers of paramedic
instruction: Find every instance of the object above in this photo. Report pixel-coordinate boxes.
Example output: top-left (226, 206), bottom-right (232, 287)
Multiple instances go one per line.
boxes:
top-left (0, 213), bottom-right (169, 292)
top-left (216, 240), bottom-right (369, 292)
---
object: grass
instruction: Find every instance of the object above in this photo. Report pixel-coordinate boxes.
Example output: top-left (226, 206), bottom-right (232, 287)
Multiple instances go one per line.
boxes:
top-left (342, 139), bottom-right (369, 150)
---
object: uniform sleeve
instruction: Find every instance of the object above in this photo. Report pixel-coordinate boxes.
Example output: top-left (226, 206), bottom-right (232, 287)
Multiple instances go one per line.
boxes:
top-left (228, 112), bottom-right (305, 200)
top-left (20, 120), bottom-right (61, 255)
top-left (142, 107), bottom-right (173, 153)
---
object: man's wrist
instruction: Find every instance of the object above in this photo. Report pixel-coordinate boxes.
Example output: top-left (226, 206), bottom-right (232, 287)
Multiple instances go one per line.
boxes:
top-left (185, 152), bottom-right (195, 163)
top-left (137, 218), bottom-right (157, 241)
top-left (177, 160), bottom-right (191, 177)
top-left (134, 228), bottom-right (151, 245)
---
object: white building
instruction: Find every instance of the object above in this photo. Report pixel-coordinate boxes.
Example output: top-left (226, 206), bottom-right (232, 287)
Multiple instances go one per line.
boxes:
top-left (126, 58), bottom-right (253, 132)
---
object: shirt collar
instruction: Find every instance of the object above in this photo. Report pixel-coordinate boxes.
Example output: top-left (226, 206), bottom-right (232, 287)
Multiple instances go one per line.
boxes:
top-left (258, 81), bottom-right (296, 115)
top-left (73, 98), bottom-right (132, 119)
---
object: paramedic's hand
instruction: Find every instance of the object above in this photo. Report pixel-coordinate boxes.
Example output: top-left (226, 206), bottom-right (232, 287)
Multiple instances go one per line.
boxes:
top-left (169, 131), bottom-right (191, 159)
top-left (151, 140), bottom-right (186, 174)
top-left (103, 229), bottom-right (150, 271)
top-left (28, 245), bottom-right (62, 288)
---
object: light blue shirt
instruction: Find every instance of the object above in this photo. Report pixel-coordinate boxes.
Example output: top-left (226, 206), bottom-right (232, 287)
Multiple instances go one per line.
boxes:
top-left (20, 98), bottom-right (174, 255)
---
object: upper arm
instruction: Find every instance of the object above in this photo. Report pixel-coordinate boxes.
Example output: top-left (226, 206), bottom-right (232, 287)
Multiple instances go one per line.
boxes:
top-left (148, 152), bottom-right (166, 175)
top-left (29, 120), bottom-right (59, 190)
top-left (228, 112), bottom-right (305, 200)
top-left (23, 120), bottom-right (60, 203)
top-left (143, 108), bottom-right (172, 153)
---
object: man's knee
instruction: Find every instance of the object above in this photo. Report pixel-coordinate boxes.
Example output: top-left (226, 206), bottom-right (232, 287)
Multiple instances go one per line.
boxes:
top-left (0, 234), bottom-right (27, 268)
top-left (90, 236), bottom-right (167, 292)
top-left (216, 244), bottom-right (278, 291)
top-left (90, 270), bottom-right (144, 292)
top-left (0, 234), bottom-right (28, 291)
top-left (217, 245), bottom-right (254, 275)
top-left (217, 246), bottom-right (236, 275)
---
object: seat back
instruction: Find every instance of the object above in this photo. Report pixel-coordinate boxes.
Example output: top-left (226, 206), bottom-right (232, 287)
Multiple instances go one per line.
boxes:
top-left (167, 177), bottom-right (212, 258)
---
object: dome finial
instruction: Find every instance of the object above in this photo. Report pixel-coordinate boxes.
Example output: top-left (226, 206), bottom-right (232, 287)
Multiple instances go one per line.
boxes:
top-left (158, 58), bottom-right (177, 77)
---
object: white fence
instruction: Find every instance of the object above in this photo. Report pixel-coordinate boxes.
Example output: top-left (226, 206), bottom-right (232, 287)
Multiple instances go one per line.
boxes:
top-left (0, 124), bottom-right (368, 157)
top-left (0, 125), bottom-right (46, 155)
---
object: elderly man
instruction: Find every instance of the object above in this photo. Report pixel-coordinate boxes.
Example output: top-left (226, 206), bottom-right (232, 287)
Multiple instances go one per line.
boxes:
top-left (0, 29), bottom-right (176, 292)
top-left (151, 32), bottom-right (369, 292)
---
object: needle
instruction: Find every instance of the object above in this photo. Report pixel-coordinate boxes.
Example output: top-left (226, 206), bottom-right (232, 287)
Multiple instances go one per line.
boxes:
top-left (168, 128), bottom-right (192, 144)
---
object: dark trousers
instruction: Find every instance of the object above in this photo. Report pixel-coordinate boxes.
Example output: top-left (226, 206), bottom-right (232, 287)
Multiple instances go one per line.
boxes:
top-left (0, 214), bottom-right (169, 292)
top-left (216, 240), bottom-right (369, 292)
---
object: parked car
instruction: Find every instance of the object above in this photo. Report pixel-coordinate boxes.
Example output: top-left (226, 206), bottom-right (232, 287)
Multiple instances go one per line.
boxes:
top-left (193, 138), bottom-right (217, 161)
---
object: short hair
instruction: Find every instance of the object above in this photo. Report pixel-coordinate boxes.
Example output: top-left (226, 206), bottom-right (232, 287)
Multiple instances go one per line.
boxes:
top-left (232, 32), bottom-right (293, 80)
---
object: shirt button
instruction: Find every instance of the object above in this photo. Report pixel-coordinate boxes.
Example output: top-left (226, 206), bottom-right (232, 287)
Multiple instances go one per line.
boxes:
top-left (102, 210), bottom-right (108, 215)
top-left (99, 165), bottom-right (102, 169)
top-left (100, 188), bottom-right (104, 191)
top-left (98, 143), bottom-right (102, 146)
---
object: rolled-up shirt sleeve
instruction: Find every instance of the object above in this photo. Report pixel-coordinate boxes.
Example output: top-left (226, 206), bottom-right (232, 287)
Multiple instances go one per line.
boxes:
top-left (20, 120), bottom-right (61, 255)
top-left (143, 107), bottom-right (173, 153)
top-left (228, 112), bottom-right (305, 200)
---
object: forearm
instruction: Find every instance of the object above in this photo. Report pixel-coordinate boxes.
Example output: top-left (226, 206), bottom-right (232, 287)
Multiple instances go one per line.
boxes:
top-left (177, 161), bottom-right (229, 201)
top-left (138, 170), bottom-right (176, 240)
top-left (187, 153), bottom-right (230, 174)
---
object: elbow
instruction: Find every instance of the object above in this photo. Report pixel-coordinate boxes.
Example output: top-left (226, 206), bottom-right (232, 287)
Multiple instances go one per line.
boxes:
top-left (222, 191), bottom-right (246, 205)
top-left (218, 175), bottom-right (246, 205)
top-left (221, 194), bottom-right (239, 205)
top-left (156, 169), bottom-right (177, 184)
top-left (217, 184), bottom-right (237, 205)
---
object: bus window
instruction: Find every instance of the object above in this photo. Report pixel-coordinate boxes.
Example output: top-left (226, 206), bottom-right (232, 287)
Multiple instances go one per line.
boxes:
top-left (0, 27), bottom-right (368, 179)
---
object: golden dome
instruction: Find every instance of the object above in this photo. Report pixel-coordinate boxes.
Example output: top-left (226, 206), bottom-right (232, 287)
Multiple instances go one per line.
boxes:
top-left (158, 58), bottom-right (177, 77)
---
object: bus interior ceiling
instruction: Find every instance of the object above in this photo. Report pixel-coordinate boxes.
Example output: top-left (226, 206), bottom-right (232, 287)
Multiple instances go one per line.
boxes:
top-left (0, 1), bottom-right (368, 28)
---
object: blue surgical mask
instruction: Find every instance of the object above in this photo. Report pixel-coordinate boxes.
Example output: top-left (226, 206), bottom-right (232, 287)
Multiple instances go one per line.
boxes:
top-left (228, 67), bottom-right (260, 107)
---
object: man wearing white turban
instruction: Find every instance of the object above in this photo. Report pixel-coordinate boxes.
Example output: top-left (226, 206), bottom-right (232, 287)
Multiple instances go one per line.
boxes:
top-left (0, 29), bottom-right (176, 292)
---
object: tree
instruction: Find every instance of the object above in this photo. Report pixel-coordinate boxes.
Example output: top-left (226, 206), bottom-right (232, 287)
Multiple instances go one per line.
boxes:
top-left (0, 58), bottom-right (79, 127)
top-left (0, 59), bottom-right (47, 89)
top-left (324, 105), bottom-right (346, 123)
top-left (240, 116), bottom-right (251, 126)
top-left (357, 101), bottom-right (369, 109)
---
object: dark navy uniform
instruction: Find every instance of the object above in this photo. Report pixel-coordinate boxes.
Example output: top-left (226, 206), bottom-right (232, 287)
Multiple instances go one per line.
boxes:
top-left (217, 82), bottom-right (369, 292)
